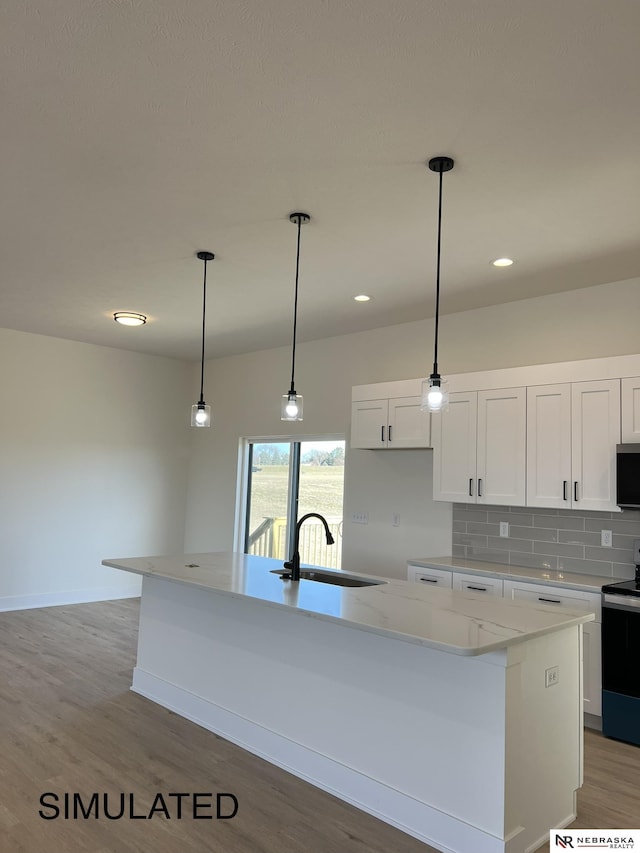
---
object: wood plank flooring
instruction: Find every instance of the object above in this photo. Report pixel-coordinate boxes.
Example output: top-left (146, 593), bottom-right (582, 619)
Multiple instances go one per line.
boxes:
top-left (0, 599), bottom-right (638, 853)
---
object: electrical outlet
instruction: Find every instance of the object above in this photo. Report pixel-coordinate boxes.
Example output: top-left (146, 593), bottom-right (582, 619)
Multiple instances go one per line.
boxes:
top-left (601, 529), bottom-right (613, 547)
top-left (545, 666), bottom-right (560, 688)
top-left (392, 513), bottom-right (400, 527)
top-left (351, 512), bottom-right (368, 525)
top-left (499, 521), bottom-right (509, 538)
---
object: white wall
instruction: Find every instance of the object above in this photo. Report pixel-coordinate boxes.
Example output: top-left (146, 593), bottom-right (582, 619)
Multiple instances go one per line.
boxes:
top-left (0, 329), bottom-right (192, 610)
top-left (184, 276), bottom-right (640, 579)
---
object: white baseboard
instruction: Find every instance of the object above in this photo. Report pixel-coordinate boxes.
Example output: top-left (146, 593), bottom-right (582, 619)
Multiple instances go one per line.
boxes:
top-left (132, 667), bottom-right (513, 853)
top-left (0, 586), bottom-right (141, 612)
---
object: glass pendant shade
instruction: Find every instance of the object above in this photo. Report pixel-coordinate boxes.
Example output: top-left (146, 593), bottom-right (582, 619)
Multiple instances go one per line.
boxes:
top-left (281, 392), bottom-right (303, 422)
top-left (420, 375), bottom-right (449, 413)
top-left (191, 402), bottom-right (211, 428)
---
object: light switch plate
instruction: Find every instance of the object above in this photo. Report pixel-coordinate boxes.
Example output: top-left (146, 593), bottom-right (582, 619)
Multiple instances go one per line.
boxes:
top-left (351, 512), bottom-right (368, 524)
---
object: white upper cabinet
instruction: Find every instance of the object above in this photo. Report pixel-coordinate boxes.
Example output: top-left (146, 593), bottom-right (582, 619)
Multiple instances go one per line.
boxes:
top-left (351, 396), bottom-right (430, 449)
top-left (621, 377), bottom-right (640, 443)
top-left (476, 387), bottom-right (527, 506)
top-left (571, 379), bottom-right (620, 511)
top-left (432, 388), bottom-right (526, 505)
top-left (388, 396), bottom-right (431, 448)
top-left (432, 392), bottom-right (477, 502)
top-left (527, 384), bottom-right (572, 508)
top-left (350, 399), bottom-right (388, 448)
top-left (527, 380), bottom-right (620, 511)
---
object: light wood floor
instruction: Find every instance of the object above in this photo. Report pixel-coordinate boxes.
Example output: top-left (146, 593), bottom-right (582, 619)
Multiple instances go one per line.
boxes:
top-left (0, 600), bottom-right (638, 853)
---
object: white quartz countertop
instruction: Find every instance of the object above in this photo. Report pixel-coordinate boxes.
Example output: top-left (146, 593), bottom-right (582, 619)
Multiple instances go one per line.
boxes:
top-left (407, 555), bottom-right (624, 592)
top-left (103, 552), bottom-right (595, 657)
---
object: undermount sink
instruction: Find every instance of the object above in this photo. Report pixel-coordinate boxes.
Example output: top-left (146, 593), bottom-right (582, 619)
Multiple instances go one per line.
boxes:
top-left (271, 568), bottom-right (386, 587)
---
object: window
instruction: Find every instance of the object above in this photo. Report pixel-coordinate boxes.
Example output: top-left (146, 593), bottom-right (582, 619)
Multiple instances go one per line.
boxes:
top-left (241, 438), bottom-right (345, 569)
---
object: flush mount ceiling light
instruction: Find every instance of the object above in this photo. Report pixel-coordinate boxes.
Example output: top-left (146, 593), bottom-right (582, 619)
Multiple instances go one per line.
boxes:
top-left (421, 155), bottom-right (455, 414)
top-left (353, 294), bottom-right (371, 302)
top-left (113, 312), bottom-right (147, 326)
top-left (492, 257), bottom-right (514, 267)
top-left (191, 251), bottom-right (215, 428)
top-left (281, 212), bottom-right (310, 422)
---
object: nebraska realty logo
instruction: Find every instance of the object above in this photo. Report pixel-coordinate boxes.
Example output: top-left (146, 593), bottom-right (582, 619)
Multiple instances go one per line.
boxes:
top-left (551, 829), bottom-right (639, 849)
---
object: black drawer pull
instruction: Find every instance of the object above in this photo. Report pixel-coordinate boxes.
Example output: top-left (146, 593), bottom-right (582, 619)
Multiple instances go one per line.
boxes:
top-left (538, 596), bottom-right (562, 604)
top-left (467, 585), bottom-right (488, 592)
top-left (419, 577), bottom-right (439, 583)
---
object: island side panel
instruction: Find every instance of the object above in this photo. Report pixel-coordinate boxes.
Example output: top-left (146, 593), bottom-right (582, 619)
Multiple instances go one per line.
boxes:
top-left (503, 626), bottom-right (582, 852)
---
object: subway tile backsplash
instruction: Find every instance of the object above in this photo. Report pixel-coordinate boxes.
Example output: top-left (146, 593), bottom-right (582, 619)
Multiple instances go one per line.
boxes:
top-left (452, 504), bottom-right (640, 580)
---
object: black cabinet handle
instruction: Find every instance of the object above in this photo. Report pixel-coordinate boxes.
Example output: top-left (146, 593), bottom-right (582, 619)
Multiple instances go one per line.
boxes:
top-left (563, 480), bottom-right (568, 501)
top-left (381, 425), bottom-right (385, 443)
top-left (467, 585), bottom-right (488, 592)
top-left (574, 481), bottom-right (579, 502)
top-left (388, 424), bottom-right (392, 442)
top-left (419, 577), bottom-right (438, 583)
top-left (478, 478), bottom-right (483, 497)
top-left (469, 478), bottom-right (473, 496)
top-left (538, 596), bottom-right (562, 605)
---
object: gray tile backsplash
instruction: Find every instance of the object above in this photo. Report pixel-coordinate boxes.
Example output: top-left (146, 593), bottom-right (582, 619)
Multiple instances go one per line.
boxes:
top-left (452, 504), bottom-right (640, 579)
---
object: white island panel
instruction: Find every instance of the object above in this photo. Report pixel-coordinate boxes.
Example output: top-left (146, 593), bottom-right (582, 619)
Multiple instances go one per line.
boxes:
top-left (125, 564), bottom-right (585, 853)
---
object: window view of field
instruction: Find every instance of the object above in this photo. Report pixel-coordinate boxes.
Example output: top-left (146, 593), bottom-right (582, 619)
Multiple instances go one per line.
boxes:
top-left (246, 441), bottom-right (345, 568)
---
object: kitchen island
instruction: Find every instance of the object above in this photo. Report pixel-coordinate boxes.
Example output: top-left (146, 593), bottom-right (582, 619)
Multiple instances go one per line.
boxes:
top-left (102, 552), bottom-right (594, 853)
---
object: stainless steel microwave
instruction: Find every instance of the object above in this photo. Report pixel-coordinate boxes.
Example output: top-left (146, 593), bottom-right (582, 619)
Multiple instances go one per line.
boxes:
top-left (616, 444), bottom-right (640, 508)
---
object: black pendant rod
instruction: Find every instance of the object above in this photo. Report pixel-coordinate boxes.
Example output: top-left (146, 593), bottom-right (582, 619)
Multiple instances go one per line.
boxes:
top-left (196, 251), bottom-right (215, 404)
top-left (432, 167), bottom-right (443, 376)
top-left (288, 213), bottom-right (310, 393)
top-left (428, 156), bottom-right (454, 378)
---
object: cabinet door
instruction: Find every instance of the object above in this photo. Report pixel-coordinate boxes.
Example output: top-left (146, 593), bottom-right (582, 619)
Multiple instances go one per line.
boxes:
top-left (621, 377), bottom-right (640, 443)
top-left (582, 621), bottom-right (602, 717)
top-left (526, 384), bottom-right (572, 508)
top-left (476, 387), bottom-right (526, 506)
top-left (432, 392), bottom-right (478, 502)
top-left (571, 379), bottom-right (620, 511)
top-left (350, 400), bottom-right (388, 449)
top-left (387, 396), bottom-right (431, 448)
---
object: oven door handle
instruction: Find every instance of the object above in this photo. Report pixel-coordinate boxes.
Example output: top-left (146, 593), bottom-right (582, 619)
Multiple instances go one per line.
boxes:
top-left (603, 593), bottom-right (640, 610)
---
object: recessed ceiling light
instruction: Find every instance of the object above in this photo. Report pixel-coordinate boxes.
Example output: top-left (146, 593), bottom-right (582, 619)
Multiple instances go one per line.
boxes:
top-left (354, 294), bottom-right (371, 302)
top-left (491, 258), bottom-right (514, 267)
top-left (113, 312), bottom-right (147, 326)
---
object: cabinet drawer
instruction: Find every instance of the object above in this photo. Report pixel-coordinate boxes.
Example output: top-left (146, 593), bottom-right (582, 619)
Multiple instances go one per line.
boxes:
top-left (503, 580), bottom-right (600, 621)
top-left (453, 573), bottom-right (503, 596)
top-left (407, 565), bottom-right (453, 588)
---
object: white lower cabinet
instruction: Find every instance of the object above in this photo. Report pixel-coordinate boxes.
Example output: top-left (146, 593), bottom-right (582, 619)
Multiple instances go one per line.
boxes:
top-left (452, 572), bottom-right (503, 596)
top-left (407, 564), bottom-right (452, 587)
top-left (408, 566), bottom-right (602, 718)
top-left (582, 621), bottom-right (602, 717)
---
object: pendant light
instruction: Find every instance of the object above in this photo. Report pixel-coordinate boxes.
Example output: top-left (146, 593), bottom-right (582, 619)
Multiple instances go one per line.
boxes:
top-left (281, 212), bottom-right (310, 421)
top-left (191, 250), bottom-right (215, 428)
top-left (421, 156), bottom-right (454, 414)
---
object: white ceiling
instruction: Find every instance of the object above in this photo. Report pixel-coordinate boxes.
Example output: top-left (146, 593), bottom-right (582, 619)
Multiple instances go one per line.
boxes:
top-left (2, 0), bottom-right (640, 361)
